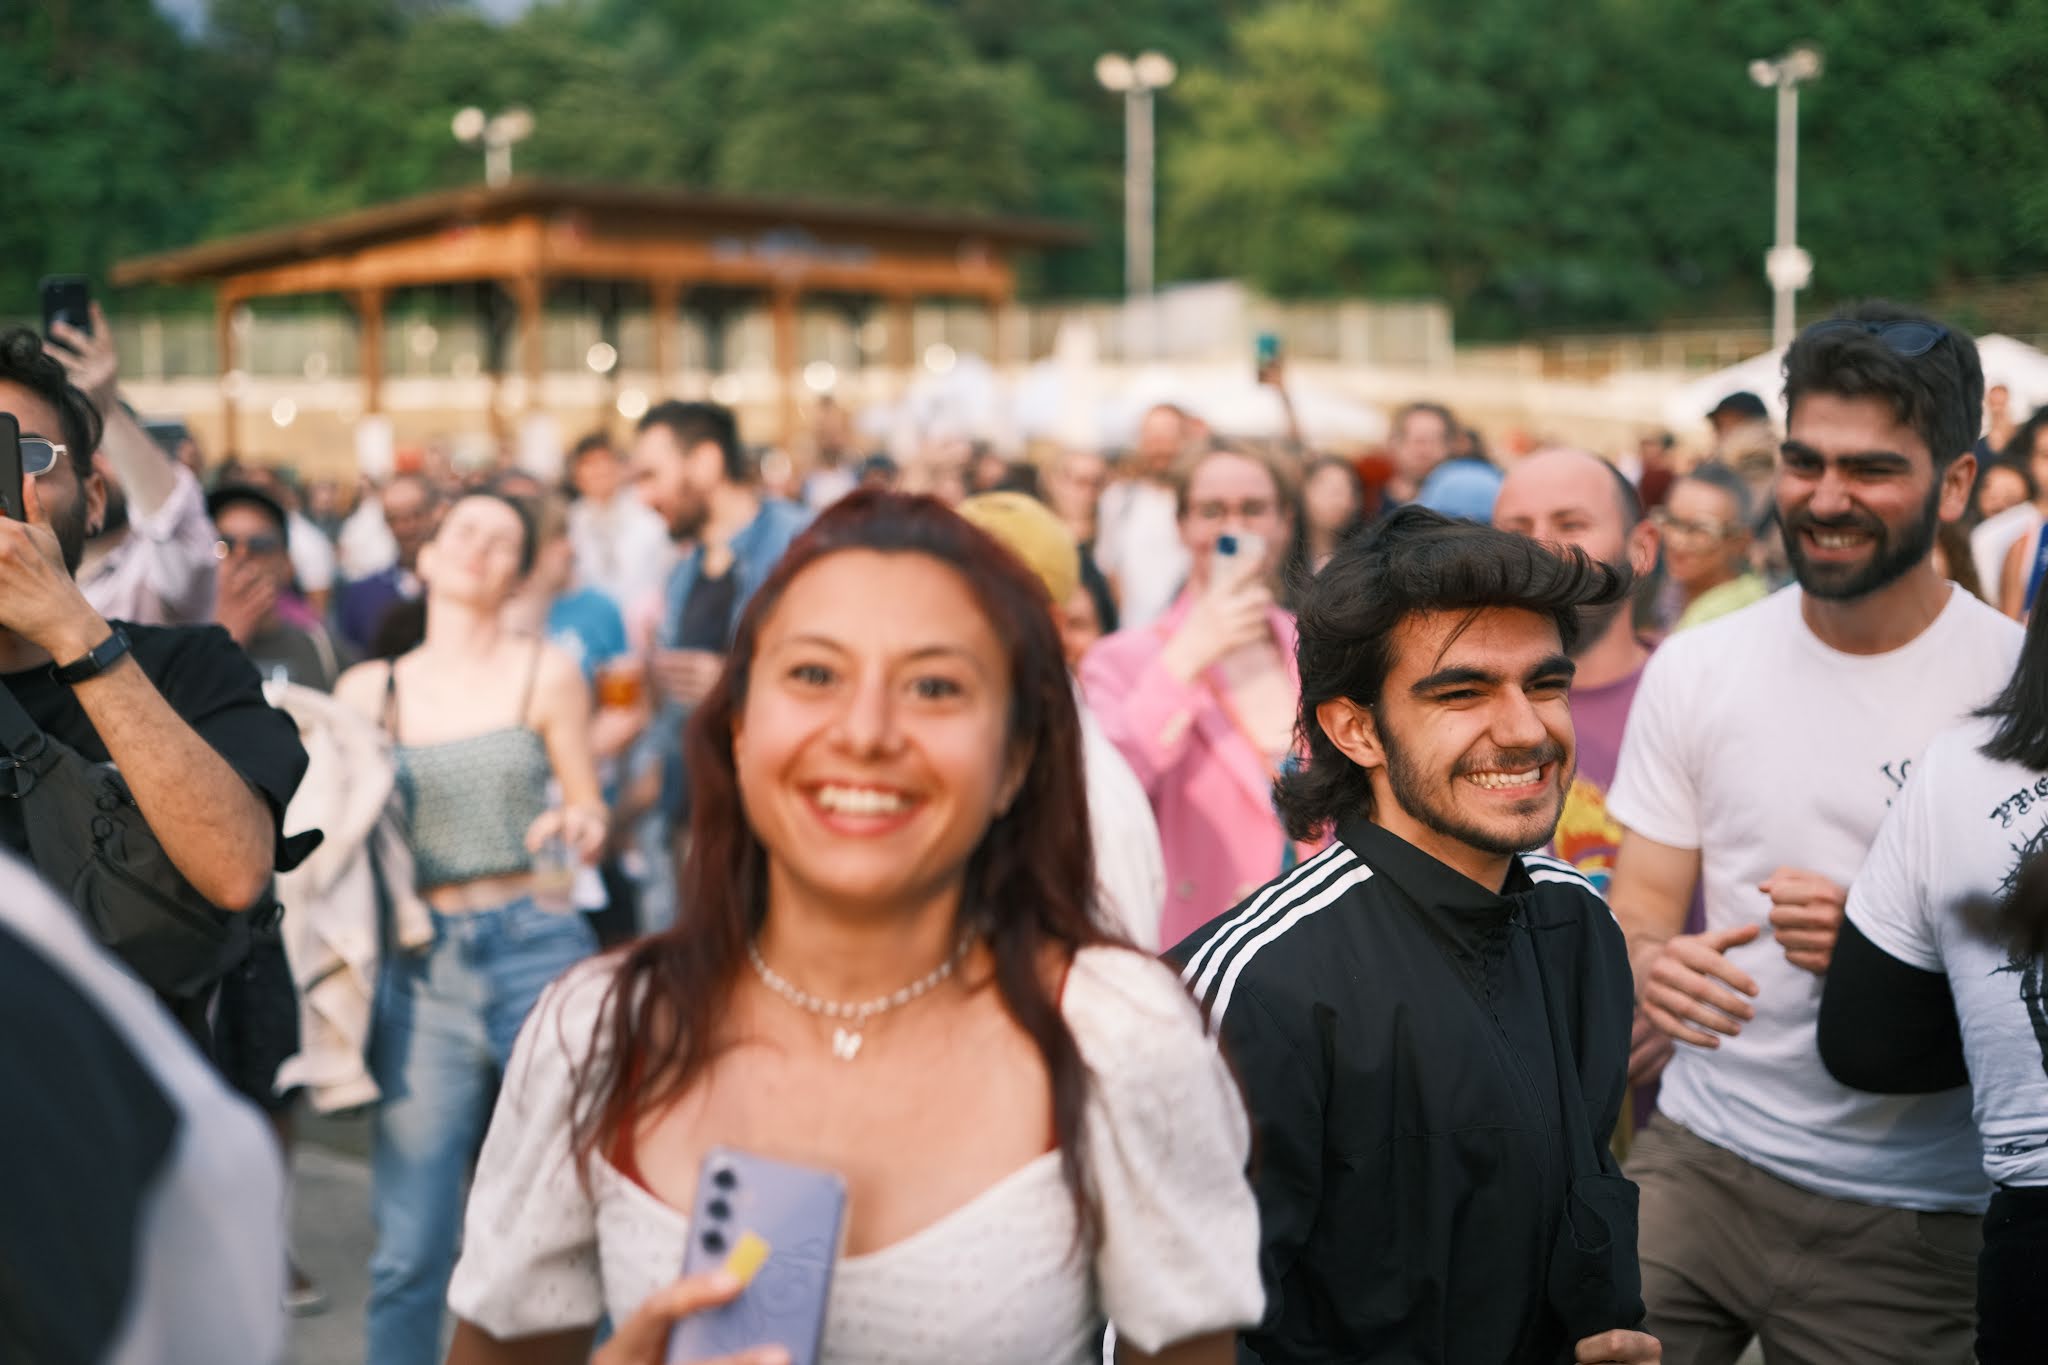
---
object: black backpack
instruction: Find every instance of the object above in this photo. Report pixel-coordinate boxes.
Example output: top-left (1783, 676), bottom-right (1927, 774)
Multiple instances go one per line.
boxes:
top-left (0, 678), bottom-right (272, 1003)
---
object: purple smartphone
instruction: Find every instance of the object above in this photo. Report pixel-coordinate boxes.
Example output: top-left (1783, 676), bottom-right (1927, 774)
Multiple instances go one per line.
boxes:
top-left (664, 1147), bottom-right (848, 1365)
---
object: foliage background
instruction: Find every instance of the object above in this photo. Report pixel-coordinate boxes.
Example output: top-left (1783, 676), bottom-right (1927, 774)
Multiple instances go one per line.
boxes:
top-left (5, 0), bottom-right (2044, 338)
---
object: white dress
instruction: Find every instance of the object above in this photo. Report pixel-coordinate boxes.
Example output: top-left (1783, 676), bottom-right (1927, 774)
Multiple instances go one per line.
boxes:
top-left (448, 946), bottom-right (1265, 1362)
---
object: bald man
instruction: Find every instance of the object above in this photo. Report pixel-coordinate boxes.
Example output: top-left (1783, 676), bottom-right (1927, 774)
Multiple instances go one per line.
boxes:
top-left (1495, 449), bottom-right (1678, 1140)
top-left (1492, 449), bottom-right (1659, 896)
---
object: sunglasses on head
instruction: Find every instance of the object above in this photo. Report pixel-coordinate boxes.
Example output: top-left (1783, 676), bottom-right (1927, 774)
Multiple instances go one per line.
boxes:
top-left (17, 436), bottom-right (65, 478)
top-left (1805, 318), bottom-right (1951, 357)
top-left (215, 534), bottom-right (284, 558)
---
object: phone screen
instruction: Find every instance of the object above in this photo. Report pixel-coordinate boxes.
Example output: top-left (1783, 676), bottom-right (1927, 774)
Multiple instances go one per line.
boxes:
top-left (0, 414), bottom-right (25, 522)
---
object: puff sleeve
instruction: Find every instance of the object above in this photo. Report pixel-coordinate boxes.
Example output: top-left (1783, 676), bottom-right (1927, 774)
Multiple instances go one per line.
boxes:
top-left (446, 961), bottom-right (614, 1337)
top-left (1066, 948), bottom-right (1265, 1353)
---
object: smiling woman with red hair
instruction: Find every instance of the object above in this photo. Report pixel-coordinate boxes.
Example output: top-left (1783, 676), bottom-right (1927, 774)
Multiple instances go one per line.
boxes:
top-left (446, 492), bottom-right (1262, 1365)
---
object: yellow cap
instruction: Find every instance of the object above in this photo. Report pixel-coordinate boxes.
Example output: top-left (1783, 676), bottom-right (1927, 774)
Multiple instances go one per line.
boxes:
top-left (958, 491), bottom-right (1081, 608)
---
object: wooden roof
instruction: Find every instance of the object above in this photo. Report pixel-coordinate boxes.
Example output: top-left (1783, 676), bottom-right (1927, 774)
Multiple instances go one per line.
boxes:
top-left (112, 180), bottom-right (1085, 291)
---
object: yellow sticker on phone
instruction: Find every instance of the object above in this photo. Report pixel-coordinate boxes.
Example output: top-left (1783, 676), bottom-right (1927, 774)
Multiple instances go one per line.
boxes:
top-left (724, 1232), bottom-right (771, 1287)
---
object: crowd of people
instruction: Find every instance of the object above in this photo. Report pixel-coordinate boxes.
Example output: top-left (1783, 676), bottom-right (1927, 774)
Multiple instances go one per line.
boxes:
top-left (4, 294), bottom-right (2047, 1365)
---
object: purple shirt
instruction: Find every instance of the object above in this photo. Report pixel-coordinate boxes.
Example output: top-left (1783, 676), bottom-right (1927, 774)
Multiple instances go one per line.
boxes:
top-left (1553, 660), bottom-right (1647, 897)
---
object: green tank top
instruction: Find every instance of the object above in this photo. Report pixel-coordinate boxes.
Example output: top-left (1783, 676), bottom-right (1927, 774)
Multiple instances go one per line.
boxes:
top-left (385, 646), bottom-right (553, 891)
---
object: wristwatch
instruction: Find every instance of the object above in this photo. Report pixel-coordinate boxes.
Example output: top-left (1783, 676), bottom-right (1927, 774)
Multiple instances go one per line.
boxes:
top-left (52, 627), bottom-right (133, 685)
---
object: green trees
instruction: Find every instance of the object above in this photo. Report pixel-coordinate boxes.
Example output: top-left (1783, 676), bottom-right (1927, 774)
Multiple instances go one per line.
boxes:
top-left (711, 0), bottom-right (1037, 212)
top-left (1165, 0), bottom-right (2048, 336)
top-left (8, 0), bottom-right (2048, 334)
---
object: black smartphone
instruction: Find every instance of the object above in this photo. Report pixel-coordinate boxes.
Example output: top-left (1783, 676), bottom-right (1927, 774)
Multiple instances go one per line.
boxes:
top-left (39, 275), bottom-right (92, 343)
top-left (0, 414), bottom-right (26, 522)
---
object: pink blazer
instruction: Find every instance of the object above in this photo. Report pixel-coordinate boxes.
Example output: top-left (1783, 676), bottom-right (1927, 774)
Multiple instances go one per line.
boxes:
top-left (1079, 595), bottom-right (1301, 951)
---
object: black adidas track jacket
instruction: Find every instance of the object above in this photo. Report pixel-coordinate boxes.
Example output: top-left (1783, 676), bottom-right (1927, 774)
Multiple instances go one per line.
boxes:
top-left (1169, 816), bottom-right (1637, 1364)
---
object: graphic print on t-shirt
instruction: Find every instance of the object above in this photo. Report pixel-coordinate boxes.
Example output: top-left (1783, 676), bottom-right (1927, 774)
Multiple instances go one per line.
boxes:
top-left (1992, 811), bottom-right (2048, 1089)
top-left (1553, 775), bottom-right (1622, 895)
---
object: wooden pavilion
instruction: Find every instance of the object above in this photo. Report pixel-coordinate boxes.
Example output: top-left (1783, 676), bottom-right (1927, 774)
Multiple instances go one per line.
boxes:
top-left (112, 180), bottom-right (1084, 445)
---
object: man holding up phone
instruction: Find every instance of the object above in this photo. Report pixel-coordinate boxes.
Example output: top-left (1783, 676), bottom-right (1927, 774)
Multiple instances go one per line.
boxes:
top-left (0, 326), bottom-right (305, 966)
top-left (43, 298), bottom-right (219, 626)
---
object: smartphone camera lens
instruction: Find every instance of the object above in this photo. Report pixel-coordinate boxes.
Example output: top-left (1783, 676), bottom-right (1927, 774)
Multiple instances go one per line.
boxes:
top-left (707, 1198), bottom-right (731, 1221)
top-left (701, 1228), bottom-right (727, 1256)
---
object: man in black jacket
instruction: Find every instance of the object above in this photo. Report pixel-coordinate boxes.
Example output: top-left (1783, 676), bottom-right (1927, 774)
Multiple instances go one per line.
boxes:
top-left (1171, 508), bottom-right (1658, 1364)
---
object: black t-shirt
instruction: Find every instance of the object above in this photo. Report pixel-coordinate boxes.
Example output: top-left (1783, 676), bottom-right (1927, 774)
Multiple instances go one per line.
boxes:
top-left (677, 566), bottom-right (739, 652)
top-left (0, 623), bottom-right (310, 863)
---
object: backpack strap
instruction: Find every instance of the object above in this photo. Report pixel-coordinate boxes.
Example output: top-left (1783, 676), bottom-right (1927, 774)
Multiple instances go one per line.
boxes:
top-left (0, 679), bottom-right (51, 797)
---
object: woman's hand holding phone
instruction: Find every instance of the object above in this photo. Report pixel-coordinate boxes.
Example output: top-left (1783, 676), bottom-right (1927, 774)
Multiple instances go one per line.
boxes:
top-left (1164, 570), bottom-right (1274, 684)
top-left (591, 1272), bottom-right (789, 1365)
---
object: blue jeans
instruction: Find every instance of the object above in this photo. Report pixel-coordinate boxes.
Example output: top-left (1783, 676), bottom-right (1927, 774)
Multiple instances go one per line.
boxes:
top-left (364, 896), bottom-right (596, 1365)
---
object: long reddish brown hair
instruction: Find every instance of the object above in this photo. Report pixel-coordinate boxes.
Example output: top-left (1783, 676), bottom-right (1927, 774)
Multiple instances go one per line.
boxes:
top-left (571, 491), bottom-right (1113, 1241)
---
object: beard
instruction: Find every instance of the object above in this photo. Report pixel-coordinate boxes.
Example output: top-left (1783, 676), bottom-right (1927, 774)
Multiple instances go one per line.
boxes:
top-left (669, 500), bottom-right (709, 542)
top-left (49, 485), bottom-right (91, 574)
top-left (1782, 479), bottom-right (1941, 602)
top-left (1569, 557), bottom-right (1632, 658)
top-left (1381, 720), bottom-right (1569, 860)
top-left (96, 481), bottom-right (129, 541)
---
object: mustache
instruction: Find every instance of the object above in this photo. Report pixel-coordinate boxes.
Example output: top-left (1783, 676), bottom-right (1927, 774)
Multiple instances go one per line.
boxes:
top-left (1786, 506), bottom-right (1885, 536)
top-left (1454, 742), bottom-right (1566, 777)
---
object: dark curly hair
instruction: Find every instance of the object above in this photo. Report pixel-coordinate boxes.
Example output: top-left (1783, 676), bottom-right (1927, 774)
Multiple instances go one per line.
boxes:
top-left (0, 327), bottom-right (101, 476)
top-left (1783, 301), bottom-right (1982, 471)
top-left (1275, 506), bottom-right (1629, 840)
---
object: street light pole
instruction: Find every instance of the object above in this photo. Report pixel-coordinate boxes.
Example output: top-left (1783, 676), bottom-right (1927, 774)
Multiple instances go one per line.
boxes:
top-left (1750, 45), bottom-right (1822, 352)
top-left (1098, 51), bottom-right (1176, 358)
top-left (453, 106), bottom-right (535, 188)
top-left (1126, 79), bottom-right (1153, 302)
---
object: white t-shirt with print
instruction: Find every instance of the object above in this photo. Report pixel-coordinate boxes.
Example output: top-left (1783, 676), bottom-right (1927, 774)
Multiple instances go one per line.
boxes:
top-left (1848, 715), bottom-right (2048, 1187)
top-left (1608, 584), bottom-right (2021, 1211)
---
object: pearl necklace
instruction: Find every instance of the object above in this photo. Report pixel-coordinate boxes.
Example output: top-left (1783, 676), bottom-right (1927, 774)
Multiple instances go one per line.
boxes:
top-left (746, 937), bottom-right (967, 1061)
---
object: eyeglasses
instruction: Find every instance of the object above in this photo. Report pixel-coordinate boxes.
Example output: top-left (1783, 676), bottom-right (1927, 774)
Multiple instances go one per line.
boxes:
top-left (215, 534), bottom-right (284, 558)
top-left (1652, 508), bottom-right (1743, 541)
top-left (17, 437), bottom-right (64, 477)
top-left (1804, 319), bottom-right (1951, 357)
top-left (1188, 498), bottom-right (1277, 523)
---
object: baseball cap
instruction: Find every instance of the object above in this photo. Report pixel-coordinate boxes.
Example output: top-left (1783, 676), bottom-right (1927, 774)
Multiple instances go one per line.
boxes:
top-left (957, 492), bottom-right (1081, 607)
top-left (1708, 391), bottom-right (1770, 422)
top-left (206, 484), bottom-right (290, 546)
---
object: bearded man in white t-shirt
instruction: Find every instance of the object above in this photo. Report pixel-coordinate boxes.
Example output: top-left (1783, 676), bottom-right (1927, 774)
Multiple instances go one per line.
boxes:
top-left (1606, 302), bottom-right (2022, 1365)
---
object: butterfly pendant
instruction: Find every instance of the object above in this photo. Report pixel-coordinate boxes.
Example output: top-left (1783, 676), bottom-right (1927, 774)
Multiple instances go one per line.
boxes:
top-left (832, 1027), bottom-right (863, 1061)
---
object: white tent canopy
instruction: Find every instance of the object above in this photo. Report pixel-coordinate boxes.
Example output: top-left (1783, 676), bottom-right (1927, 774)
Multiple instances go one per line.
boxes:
top-left (1663, 333), bottom-right (2048, 439)
top-left (875, 354), bottom-right (1389, 455)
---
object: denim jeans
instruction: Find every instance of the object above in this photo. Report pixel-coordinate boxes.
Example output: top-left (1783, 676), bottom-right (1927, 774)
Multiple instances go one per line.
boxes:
top-left (364, 896), bottom-right (597, 1365)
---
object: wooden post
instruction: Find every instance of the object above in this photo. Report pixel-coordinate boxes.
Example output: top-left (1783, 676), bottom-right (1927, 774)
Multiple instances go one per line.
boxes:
top-left (353, 287), bottom-right (386, 415)
top-left (513, 273), bottom-right (545, 411)
top-left (887, 293), bottom-right (915, 373)
top-left (772, 283), bottom-right (800, 447)
top-left (650, 278), bottom-right (680, 399)
top-left (987, 291), bottom-right (1009, 371)
top-left (481, 282), bottom-right (510, 444)
top-left (215, 291), bottom-right (238, 457)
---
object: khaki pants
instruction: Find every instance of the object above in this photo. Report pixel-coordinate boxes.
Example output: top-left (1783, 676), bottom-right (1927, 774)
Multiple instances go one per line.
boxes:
top-left (1626, 1115), bottom-right (1980, 1365)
